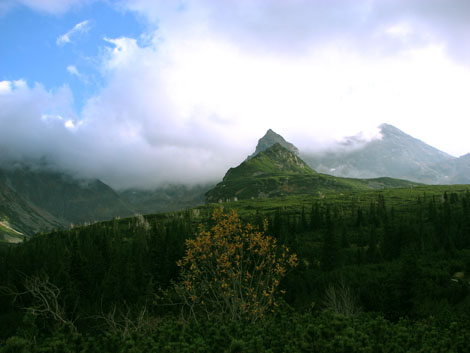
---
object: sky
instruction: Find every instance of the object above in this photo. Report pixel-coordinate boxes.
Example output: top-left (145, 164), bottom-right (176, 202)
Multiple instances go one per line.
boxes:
top-left (1, 0), bottom-right (470, 189)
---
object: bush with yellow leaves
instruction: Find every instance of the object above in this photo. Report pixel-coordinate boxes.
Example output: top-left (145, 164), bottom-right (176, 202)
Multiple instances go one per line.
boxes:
top-left (176, 208), bottom-right (298, 322)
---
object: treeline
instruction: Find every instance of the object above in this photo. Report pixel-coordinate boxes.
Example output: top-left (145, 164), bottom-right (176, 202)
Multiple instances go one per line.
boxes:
top-left (1, 189), bottom-right (470, 351)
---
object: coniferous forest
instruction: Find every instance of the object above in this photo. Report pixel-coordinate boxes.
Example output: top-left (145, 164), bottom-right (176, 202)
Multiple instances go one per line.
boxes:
top-left (1, 185), bottom-right (470, 352)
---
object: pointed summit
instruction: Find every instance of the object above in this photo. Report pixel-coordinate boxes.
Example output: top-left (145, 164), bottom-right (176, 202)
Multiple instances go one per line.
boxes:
top-left (226, 143), bottom-right (312, 182)
top-left (249, 129), bottom-right (299, 159)
top-left (206, 143), bottom-right (316, 202)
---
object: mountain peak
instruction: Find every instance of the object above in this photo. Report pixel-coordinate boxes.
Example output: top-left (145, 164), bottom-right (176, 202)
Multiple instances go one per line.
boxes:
top-left (249, 129), bottom-right (299, 159)
top-left (227, 143), bottom-right (312, 182)
top-left (206, 143), bottom-right (317, 202)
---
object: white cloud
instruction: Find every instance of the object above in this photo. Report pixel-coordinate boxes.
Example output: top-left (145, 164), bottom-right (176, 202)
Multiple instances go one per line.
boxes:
top-left (0, 80), bottom-right (26, 94)
top-left (0, 81), bottom-right (12, 94)
top-left (56, 20), bottom-right (91, 46)
top-left (0, 80), bottom-right (79, 165)
top-left (122, 0), bottom-right (470, 61)
top-left (76, 29), bottom-right (470, 187)
top-left (66, 65), bottom-right (79, 76)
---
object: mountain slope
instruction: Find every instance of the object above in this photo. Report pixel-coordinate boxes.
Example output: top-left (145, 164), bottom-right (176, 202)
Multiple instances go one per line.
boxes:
top-left (0, 174), bottom-right (63, 242)
top-left (206, 143), bottom-right (419, 203)
top-left (1, 166), bottom-right (134, 225)
top-left (302, 124), bottom-right (456, 184)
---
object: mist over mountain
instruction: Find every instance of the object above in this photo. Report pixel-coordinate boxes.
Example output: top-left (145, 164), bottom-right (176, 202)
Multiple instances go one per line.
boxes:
top-left (0, 162), bottom-right (214, 240)
top-left (0, 165), bottom-right (135, 241)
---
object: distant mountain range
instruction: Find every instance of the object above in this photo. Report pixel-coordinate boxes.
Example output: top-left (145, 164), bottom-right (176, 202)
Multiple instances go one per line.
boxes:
top-left (1, 123), bottom-right (469, 241)
top-left (302, 124), bottom-right (470, 184)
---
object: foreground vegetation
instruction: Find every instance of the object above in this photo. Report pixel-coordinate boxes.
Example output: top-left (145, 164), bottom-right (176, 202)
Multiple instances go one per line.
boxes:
top-left (1, 184), bottom-right (470, 351)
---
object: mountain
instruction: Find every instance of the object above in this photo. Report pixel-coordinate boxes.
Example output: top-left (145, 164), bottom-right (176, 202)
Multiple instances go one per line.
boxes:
top-left (0, 165), bottom-right (135, 240)
top-left (206, 142), bottom-right (419, 203)
top-left (0, 164), bottom-right (214, 241)
top-left (248, 129), bottom-right (299, 159)
top-left (302, 124), bottom-right (459, 184)
top-left (1, 166), bottom-right (134, 224)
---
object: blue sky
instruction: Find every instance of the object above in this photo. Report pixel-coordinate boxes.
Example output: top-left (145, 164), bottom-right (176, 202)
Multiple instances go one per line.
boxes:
top-left (1, 1), bottom-right (470, 189)
top-left (0, 1), bottom-right (145, 112)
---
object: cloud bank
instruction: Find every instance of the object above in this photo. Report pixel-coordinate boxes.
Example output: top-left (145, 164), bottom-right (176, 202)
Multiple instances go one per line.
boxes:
top-left (1, 0), bottom-right (470, 189)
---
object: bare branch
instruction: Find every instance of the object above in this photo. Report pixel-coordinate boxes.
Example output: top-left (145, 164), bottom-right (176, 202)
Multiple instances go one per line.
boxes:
top-left (1, 273), bottom-right (76, 331)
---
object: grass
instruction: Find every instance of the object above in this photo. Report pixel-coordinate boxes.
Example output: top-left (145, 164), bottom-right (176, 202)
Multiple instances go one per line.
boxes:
top-left (203, 184), bottom-right (470, 219)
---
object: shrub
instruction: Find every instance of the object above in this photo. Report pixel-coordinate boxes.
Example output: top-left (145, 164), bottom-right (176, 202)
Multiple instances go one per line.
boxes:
top-left (177, 209), bottom-right (298, 322)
